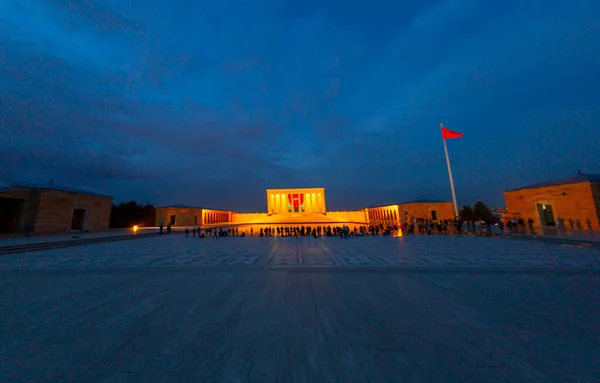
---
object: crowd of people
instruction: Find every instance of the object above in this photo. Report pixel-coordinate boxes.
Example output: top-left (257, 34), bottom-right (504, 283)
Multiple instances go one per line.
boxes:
top-left (156, 215), bottom-right (599, 239)
top-left (158, 217), bottom-right (502, 239)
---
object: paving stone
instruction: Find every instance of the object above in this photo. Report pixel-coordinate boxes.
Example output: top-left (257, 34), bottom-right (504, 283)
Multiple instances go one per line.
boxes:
top-left (1, 235), bottom-right (599, 269)
top-left (0, 236), bottom-right (599, 382)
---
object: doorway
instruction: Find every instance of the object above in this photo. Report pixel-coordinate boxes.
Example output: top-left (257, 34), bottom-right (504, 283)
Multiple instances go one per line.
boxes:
top-left (0, 198), bottom-right (24, 233)
top-left (71, 208), bottom-right (87, 230)
top-left (430, 210), bottom-right (438, 221)
top-left (536, 203), bottom-right (556, 227)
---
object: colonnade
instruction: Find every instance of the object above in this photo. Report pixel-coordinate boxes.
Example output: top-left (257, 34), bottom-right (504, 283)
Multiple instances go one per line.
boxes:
top-left (367, 208), bottom-right (398, 223)
top-left (268, 191), bottom-right (325, 214)
top-left (204, 211), bottom-right (230, 224)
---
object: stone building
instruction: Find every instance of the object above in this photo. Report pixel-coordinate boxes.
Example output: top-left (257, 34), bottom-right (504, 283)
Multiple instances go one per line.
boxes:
top-left (503, 173), bottom-right (600, 230)
top-left (157, 189), bottom-right (453, 230)
top-left (366, 200), bottom-right (455, 226)
top-left (154, 205), bottom-right (232, 227)
top-left (0, 181), bottom-right (113, 234)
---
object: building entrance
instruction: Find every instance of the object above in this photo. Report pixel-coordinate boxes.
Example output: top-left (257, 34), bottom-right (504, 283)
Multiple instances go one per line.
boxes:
top-left (71, 208), bottom-right (87, 230)
top-left (0, 198), bottom-right (23, 233)
top-left (536, 203), bottom-right (556, 227)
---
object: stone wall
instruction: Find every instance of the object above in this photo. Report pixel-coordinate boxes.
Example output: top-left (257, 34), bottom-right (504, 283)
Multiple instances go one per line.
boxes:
top-left (155, 207), bottom-right (203, 226)
top-left (397, 202), bottom-right (455, 222)
top-left (27, 189), bottom-right (113, 234)
top-left (326, 210), bottom-right (368, 224)
top-left (231, 212), bottom-right (269, 224)
top-left (503, 182), bottom-right (600, 230)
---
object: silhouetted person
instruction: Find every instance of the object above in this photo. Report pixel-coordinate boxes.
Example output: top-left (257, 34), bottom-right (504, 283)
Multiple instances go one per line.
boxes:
top-left (185, 228), bottom-right (189, 237)
top-left (159, 222), bottom-right (164, 235)
top-left (167, 223), bottom-right (172, 234)
top-left (586, 218), bottom-right (593, 232)
top-left (556, 217), bottom-right (564, 235)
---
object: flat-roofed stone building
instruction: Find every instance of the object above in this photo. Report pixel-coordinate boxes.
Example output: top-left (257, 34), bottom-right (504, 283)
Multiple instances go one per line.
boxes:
top-left (157, 188), bottom-right (453, 230)
top-left (367, 200), bottom-right (455, 226)
top-left (0, 181), bottom-right (113, 234)
top-left (503, 173), bottom-right (600, 230)
top-left (155, 205), bottom-right (232, 227)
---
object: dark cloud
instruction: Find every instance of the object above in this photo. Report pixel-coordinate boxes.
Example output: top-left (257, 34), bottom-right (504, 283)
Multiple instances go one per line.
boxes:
top-left (43, 0), bottom-right (142, 33)
top-left (1, 0), bottom-right (599, 209)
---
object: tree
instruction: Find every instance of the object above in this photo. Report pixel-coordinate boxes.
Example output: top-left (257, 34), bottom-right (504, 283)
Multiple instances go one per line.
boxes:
top-left (460, 205), bottom-right (474, 221)
top-left (473, 201), bottom-right (496, 223)
top-left (109, 201), bottom-right (156, 228)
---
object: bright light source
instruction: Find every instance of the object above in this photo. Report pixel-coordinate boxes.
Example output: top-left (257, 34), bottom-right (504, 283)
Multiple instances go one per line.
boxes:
top-left (133, 225), bottom-right (138, 233)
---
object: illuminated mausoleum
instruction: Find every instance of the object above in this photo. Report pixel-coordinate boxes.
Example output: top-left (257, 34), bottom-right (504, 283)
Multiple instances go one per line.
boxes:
top-left (155, 188), bottom-right (454, 229)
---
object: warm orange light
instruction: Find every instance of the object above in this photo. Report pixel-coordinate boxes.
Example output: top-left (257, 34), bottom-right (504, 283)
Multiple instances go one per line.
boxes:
top-left (395, 229), bottom-right (403, 237)
top-left (133, 225), bottom-right (138, 233)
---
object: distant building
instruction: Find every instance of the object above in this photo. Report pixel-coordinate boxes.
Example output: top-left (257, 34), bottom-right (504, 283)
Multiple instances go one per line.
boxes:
top-left (0, 182), bottom-right (113, 234)
top-left (156, 189), bottom-right (453, 230)
top-left (155, 204), bottom-right (231, 227)
top-left (367, 200), bottom-right (455, 225)
top-left (503, 173), bottom-right (600, 230)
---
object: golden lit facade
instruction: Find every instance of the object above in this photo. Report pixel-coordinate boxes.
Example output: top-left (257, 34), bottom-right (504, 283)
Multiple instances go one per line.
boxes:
top-left (266, 188), bottom-right (326, 214)
top-left (155, 188), bottom-right (453, 229)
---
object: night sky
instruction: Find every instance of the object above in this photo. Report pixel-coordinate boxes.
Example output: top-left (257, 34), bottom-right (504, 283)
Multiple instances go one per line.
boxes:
top-left (1, 1), bottom-right (599, 212)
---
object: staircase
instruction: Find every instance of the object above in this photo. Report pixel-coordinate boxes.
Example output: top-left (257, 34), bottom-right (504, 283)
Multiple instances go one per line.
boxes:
top-left (0, 232), bottom-right (160, 256)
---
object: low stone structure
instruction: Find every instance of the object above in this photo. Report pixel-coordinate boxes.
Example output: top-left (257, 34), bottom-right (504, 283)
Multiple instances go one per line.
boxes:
top-left (366, 200), bottom-right (455, 226)
top-left (503, 173), bottom-right (600, 230)
top-left (154, 205), bottom-right (231, 227)
top-left (157, 188), bottom-right (453, 229)
top-left (0, 182), bottom-right (113, 234)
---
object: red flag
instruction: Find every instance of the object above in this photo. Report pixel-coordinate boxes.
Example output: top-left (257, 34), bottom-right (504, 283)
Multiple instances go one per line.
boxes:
top-left (441, 125), bottom-right (463, 139)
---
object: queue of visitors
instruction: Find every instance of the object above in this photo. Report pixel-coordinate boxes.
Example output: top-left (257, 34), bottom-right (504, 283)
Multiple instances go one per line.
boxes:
top-left (159, 218), bottom-right (490, 238)
top-left (161, 216), bottom-right (597, 238)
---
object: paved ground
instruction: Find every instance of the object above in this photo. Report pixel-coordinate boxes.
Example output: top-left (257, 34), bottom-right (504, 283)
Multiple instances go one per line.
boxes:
top-left (0, 229), bottom-right (144, 247)
top-left (1, 236), bottom-right (599, 382)
top-left (1, 234), bottom-right (599, 269)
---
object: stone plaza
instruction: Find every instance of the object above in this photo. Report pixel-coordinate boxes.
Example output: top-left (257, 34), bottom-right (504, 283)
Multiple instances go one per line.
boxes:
top-left (1, 235), bottom-right (600, 382)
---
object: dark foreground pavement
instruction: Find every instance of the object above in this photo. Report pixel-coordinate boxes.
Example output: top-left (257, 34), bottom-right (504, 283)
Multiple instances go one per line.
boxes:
top-left (1, 236), bottom-right (599, 382)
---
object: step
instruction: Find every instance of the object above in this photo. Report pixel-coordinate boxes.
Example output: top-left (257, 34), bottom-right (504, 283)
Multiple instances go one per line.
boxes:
top-left (0, 233), bottom-right (161, 256)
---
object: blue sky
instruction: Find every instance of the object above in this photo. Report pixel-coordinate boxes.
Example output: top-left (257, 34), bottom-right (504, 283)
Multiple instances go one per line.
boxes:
top-left (1, 0), bottom-right (599, 211)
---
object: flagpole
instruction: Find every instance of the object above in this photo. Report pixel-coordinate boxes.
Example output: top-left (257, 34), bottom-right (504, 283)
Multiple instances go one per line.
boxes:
top-left (442, 124), bottom-right (459, 217)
